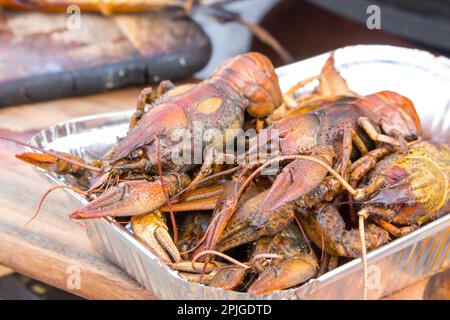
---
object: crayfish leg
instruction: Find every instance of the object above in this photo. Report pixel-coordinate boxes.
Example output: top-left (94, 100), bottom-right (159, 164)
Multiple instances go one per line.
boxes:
top-left (298, 204), bottom-right (390, 258)
top-left (248, 258), bottom-right (317, 295)
top-left (341, 127), bottom-right (373, 179)
top-left (261, 146), bottom-right (335, 210)
top-left (358, 117), bottom-right (407, 153)
top-left (131, 211), bottom-right (181, 264)
top-left (179, 271), bottom-right (218, 284)
top-left (349, 146), bottom-right (393, 184)
top-left (188, 145), bottom-right (218, 187)
top-left (129, 81), bottom-right (176, 130)
top-left (209, 267), bottom-right (250, 291)
top-left (372, 217), bottom-right (418, 237)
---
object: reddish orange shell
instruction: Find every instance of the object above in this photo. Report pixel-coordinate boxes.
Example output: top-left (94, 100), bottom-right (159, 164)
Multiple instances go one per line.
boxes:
top-left (356, 91), bottom-right (422, 140)
top-left (212, 52), bottom-right (282, 118)
top-left (107, 52), bottom-right (282, 166)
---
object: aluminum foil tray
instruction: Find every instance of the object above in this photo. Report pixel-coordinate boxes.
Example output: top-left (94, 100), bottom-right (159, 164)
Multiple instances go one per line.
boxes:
top-left (28, 45), bottom-right (450, 299)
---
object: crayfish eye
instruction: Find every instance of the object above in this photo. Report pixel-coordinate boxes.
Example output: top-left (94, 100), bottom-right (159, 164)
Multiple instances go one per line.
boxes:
top-left (131, 148), bottom-right (144, 159)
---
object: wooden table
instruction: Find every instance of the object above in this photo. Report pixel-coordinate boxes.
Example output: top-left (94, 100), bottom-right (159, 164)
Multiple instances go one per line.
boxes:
top-left (0, 88), bottom-right (153, 299)
top-left (0, 88), bottom-right (447, 300)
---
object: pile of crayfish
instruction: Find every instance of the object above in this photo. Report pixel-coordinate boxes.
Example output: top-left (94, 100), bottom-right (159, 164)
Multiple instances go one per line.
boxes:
top-left (3, 52), bottom-right (449, 298)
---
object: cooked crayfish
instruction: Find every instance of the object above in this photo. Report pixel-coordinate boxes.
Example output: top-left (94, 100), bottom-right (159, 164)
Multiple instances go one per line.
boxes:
top-left (294, 141), bottom-right (450, 255)
top-left (298, 147), bottom-right (450, 259)
top-left (354, 141), bottom-right (449, 235)
top-left (201, 89), bottom-right (422, 254)
top-left (5, 52), bottom-right (282, 221)
top-left (5, 51), bottom-right (448, 298)
top-left (192, 220), bottom-right (318, 294)
top-left (246, 222), bottom-right (318, 295)
top-left (1, 52), bottom-right (282, 262)
top-left (297, 141), bottom-right (449, 299)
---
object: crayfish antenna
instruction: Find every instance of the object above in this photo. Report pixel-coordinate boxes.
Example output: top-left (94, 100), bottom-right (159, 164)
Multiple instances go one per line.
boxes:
top-left (192, 248), bottom-right (250, 284)
top-left (24, 185), bottom-right (87, 228)
top-left (192, 250), bottom-right (249, 270)
top-left (0, 136), bottom-right (103, 172)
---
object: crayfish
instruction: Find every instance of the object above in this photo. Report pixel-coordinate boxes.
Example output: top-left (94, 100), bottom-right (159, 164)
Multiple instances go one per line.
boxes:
top-left (4, 52), bottom-right (449, 298)
top-left (3, 51), bottom-right (282, 252)
top-left (201, 89), bottom-right (422, 255)
top-left (299, 140), bottom-right (450, 255)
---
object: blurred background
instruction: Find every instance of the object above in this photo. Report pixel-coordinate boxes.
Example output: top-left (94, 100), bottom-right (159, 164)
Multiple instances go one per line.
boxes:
top-left (1, 0), bottom-right (449, 107)
top-left (0, 0), bottom-right (449, 299)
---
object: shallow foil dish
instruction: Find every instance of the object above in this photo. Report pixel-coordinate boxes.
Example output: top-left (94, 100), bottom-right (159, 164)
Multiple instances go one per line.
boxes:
top-left (28, 45), bottom-right (450, 299)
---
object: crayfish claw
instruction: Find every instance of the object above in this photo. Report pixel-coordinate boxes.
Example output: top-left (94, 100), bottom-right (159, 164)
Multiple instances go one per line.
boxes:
top-left (248, 257), bottom-right (317, 295)
top-left (154, 225), bottom-right (181, 263)
top-left (262, 147), bottom-right (334, 210)
top-left (248, 223), bottom-right (318, 295)
top-left (209, 267), bottom-right (249, 291)
top-left (70, 179), bottom-right (179, 219)
top-left (216, 190), bottom-right (296, 252)
top-left (131, 212), bottom-right (181, 264)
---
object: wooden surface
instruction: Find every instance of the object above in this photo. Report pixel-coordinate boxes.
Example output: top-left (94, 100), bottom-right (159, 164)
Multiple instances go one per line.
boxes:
top-left (0, 88), bottom-right (447, 300)
top-left (0, 87), bottom-right (154, 299)
top-left (0, 10), bottom-right (210, 106)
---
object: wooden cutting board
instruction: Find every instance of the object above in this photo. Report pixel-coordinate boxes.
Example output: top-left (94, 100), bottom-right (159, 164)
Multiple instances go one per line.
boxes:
top-left (0, 9), bottom-right (211, 107)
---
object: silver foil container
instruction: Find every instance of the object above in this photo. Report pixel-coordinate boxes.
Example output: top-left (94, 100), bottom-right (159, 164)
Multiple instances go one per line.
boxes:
top-left (29, 45), bottom-right (450, 299)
